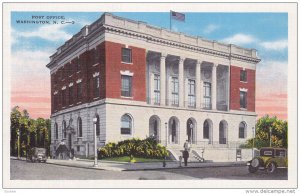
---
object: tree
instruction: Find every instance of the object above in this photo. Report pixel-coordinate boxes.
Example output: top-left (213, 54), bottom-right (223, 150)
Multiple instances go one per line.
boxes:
top-left (10, 107), bottom-right (51, 157)
top-left (10, 106), bottom-right (22, 156)
top-left (242, 115), bottom-right (288, 149)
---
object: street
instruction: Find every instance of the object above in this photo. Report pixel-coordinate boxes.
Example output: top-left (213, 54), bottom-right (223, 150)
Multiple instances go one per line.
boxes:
top-left (10, 159), bottom-right (287, 180)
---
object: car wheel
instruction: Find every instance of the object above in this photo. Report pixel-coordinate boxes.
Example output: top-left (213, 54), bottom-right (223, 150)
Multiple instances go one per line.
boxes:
top-left (248, 165), bottom-right (258, 173)
top-left (266, 162), bottom-right (277, 173)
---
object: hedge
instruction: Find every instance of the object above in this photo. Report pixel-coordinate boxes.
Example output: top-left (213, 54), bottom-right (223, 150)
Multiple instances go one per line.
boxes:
top-left (97, 137), bottom-right (169, 159)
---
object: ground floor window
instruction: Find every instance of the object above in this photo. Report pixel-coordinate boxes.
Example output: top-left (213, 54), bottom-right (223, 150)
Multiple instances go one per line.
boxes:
top-left (203, 120), bottom-right (210, 139)
top-left (121, 114), bottom-right (132, 135)
top-left (239, 122), bottom-right (246, 138)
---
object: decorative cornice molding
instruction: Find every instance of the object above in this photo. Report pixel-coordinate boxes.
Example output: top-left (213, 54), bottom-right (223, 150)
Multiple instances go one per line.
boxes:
top-left (104, 25), bottom-right (260, 64)
top-left (93, 72), bottom-right (100, 77)
top-left (240, 88), bottom-right (248, 92)
top-left (120, 70), bottom-right (134, 76)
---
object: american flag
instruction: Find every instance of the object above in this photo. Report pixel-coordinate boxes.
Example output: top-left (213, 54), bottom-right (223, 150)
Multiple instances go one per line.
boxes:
top-left (171, 11), bottom-right (185, 22)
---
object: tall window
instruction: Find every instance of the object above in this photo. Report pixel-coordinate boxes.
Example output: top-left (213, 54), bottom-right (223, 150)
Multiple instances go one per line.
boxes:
top-left (240, 70), bottom-right (247, 82)
top-left (62, 120), bottom-right (66, 139)
top-left (239, 122), bottom-right (246, 138)
top-left (77, 82), bottom-right (82, 101)
top-left (203, 82), bottom-right (211, 109)
top-left (121, 114), bottom-right (132, 135)
top-left (59, 68), bottom-right (63, 80)
top-left (240, 91), bottom-right (247, 108)
top-left (203, 120), bottom-right (210, 139)
top-left (55, 123), bottom-right (58, 139)
top-left (91, 48), bottom-right (99, 65)
top-left (76, 58), bottom-right (81, 72)
top-left (122, 48), bottom-right (132, 63)
top-left (69, 86), bottom-right (73, 105)
top-left (95, 114), bottom-right (100, 136)
top-left (121, 75), bottom-right (132, 97)
top-left (188, 79), bottom-right (196, 107)
top-left (54, 93), bottom-right (58, 110)
top-left (94, 76), bottom-right (100, 98)
top-left (67, 63), bottom-right (72, 77)
top-left (77, 117), bottom-right (82, 138)
top-left (171, 77), bottom-right (179, 106)
top-left (62, 89), bottom-right (66, 107)
top-left (154, 74), bottom-right (160, 104)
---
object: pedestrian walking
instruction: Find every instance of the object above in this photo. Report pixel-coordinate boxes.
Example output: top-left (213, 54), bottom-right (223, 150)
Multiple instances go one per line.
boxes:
top-left (183, 140), bottom-right (190, 166)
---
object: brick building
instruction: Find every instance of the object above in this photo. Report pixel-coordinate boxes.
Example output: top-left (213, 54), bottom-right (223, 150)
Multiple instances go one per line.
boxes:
top-left (46, 13), bottom-right (260, 161)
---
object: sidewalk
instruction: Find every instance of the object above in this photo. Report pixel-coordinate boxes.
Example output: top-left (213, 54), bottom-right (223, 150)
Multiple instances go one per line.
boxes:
top-left (11, 156), bottom-right (247, 171)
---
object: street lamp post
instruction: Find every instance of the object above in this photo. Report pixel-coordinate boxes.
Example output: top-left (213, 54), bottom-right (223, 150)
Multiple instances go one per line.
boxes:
top-left (189, 122), bottom-right (193, 144)
top-left (17, 129), bottom-right (20, 159)
top-left (165, 122), bottom-right (168, 147)
top-left (93, 117), bottom-right (98, 167)
top-left (269, 127), bottom-right (272, 147)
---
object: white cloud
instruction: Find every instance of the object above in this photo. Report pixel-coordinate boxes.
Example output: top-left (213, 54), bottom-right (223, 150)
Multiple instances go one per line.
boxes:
top-left (203, 24), bottom-right (219, 34)
top-left (256, 60), bottom-right (288, 95)
top-left (260, 39), bottom-right (288, 51)
top-left (11, 49), bottom-right (52, 76)
top-left (18, 24), bottom-right (72, 41)
top-left (221, 33), bottom-right (257, 45)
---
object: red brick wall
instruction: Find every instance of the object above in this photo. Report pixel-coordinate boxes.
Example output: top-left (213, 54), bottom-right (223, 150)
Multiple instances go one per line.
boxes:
top-left (230, 65), bottom-right (255, 112)
top-left (50, 41), bottom-right (146, 113)
top-left (105, 41), bottom-right (146, 101)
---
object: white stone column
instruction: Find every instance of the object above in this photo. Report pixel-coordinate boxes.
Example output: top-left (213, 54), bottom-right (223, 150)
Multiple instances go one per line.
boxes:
top-left (179, 57), bottom-right (185, 107)
top-left (212, 63), bottom-right (218, 110)
top-left (160, 54), bottom-right (166, 106)
top-left (196, 60), bottom-right (202, 109)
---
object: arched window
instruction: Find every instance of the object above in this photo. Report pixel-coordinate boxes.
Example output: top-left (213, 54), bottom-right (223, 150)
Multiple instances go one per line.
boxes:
top-left (62, 120), bottom-right (66, 139)
top-left (121, 114), bottom-right (132, 135)
top-left (203, 120), bottom-right (210, 139)
top-left (55, 123), bottom-right (58, 140)
top-left (77, 117), bottom-right (82, 137)
top-left (96, 114), bottom-right (100, 136)
top-left (239, 122), bottom-right (247, 138)
top-left (219, 121), bottom-right (228, 144)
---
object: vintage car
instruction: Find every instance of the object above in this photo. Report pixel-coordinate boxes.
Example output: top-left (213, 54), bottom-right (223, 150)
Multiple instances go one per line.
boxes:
top-left (27, 147), bottom-right (47, 163)
top-left (247, 147), bottom-right (287, 173)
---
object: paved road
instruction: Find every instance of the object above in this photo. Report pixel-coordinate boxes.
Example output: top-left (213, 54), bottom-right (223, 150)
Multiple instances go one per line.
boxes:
top-left (10, 159), bottom-right (287, 180)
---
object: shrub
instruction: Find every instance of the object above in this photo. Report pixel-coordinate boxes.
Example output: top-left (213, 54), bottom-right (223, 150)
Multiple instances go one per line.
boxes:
top-left (97, 137), bottom-right (169, 159)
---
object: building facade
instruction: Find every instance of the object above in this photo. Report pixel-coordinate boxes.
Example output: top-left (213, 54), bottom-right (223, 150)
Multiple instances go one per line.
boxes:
top-left (46, 13), bottom-right (260, 161)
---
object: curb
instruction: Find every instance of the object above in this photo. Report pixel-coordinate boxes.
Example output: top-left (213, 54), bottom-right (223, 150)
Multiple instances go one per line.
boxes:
top-left (45, 161), bottom-right (107, 171)
top-left (11, 157), bottom-right (246, 172)
top-left (123, 163), bottom-right (247, 171)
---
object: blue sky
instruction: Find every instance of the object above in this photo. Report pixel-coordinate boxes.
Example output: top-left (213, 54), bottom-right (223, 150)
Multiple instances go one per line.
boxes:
top-left (11, 12), bottom-right (288, 119)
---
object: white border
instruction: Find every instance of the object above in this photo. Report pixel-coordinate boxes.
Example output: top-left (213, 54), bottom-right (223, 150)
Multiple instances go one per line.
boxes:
top-left (2, 2), bottom-right (298, 189)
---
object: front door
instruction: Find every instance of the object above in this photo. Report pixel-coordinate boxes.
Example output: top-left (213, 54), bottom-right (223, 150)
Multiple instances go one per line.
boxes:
top-left (68, 133), bottom-right (72, 150)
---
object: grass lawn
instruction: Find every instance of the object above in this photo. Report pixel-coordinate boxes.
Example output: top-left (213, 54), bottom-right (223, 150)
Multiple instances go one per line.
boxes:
top-left (101, 156), bottom-right (169, 163)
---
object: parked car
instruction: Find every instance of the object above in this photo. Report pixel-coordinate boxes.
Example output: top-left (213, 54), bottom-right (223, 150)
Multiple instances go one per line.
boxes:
top-left (247, 147), bottom-right (287, 173)
top-left (27, 147), bottom-right (47, 163)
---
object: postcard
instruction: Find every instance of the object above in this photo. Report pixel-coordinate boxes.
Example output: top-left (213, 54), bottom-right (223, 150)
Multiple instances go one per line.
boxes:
top-left (2, 2), bottom-right (298, 191)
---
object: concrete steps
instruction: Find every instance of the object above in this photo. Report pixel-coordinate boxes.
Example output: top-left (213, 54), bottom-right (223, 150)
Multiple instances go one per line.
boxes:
top-left (167, 145), bottom-right (253, 162)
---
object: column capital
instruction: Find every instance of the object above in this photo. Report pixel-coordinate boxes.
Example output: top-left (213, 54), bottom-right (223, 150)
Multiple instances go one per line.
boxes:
top-left (160, 53), bottom-right (167, 59)
top-left (179, 57), bottom-right (185, 63)
top-left (197, 60), bottom-right (203, 65)
top-left (212, 63), bottom-right (219, 68)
